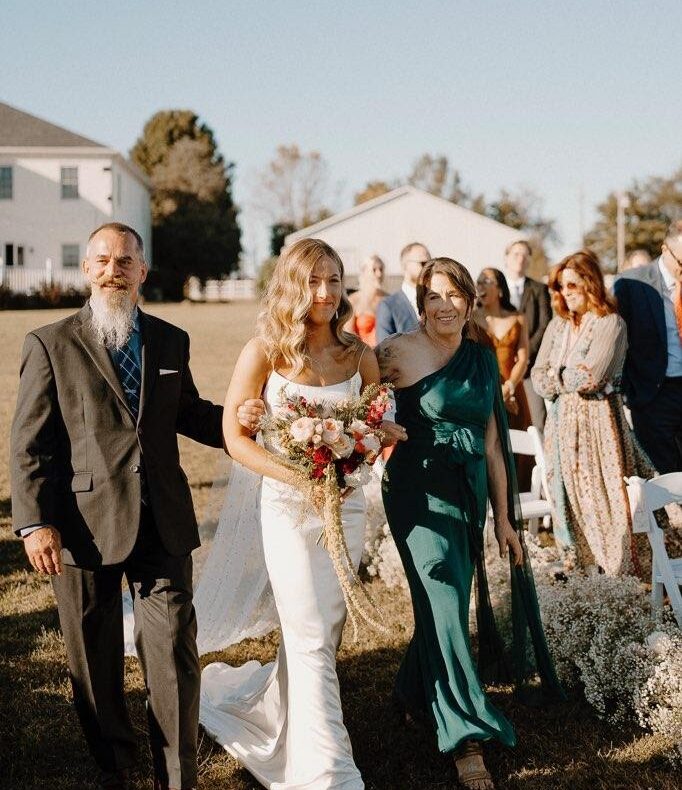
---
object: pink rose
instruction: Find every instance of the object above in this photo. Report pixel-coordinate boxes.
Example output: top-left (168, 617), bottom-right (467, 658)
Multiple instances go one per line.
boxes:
top-left (290, 416), bottom-right (317, 443)
top-left (321, 418), bottom-right (344, 446)
top-left (331, 433), bottom-right (354, 459)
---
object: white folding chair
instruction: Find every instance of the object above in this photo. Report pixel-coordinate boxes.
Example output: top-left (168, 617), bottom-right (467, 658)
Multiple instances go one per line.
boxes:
top-left (509, 427), bottom-right (552, 536)
top-left (625, 473), bottom-right (682, 627)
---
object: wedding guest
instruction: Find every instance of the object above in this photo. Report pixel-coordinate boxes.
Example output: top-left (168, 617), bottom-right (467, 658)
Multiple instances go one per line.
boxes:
top-left (345, 254), bottom-right (388, 346)
top-left (378, 258), bottom-right (563, 790)
top-left (504, 240), bottom-right (552, 429)
top-left (614, 221), bottom-right (682, 473)
top-left (474, 267), bottom-right (533, 490)
top-left (531, 250), bottom-right (658, 575)
top-left (622, 248), bottom-right (652, 271)
top-left (375, 242), bottom-right (430, 342)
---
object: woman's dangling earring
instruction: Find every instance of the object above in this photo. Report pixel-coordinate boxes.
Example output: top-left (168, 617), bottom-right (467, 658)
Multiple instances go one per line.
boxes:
top-left (334, 309), bottom-right (339, 320)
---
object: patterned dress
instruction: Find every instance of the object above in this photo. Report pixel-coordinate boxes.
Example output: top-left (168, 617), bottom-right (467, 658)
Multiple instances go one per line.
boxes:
top-left (531, 312), bottom-right (656, 575)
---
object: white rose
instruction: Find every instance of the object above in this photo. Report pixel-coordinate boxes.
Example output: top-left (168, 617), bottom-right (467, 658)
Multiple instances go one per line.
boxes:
top-left (356, 433), bottom-right (381, 456)
top-left (331, 432), bottom-right (355, 459)
top-left (290, 416), bottom-right (316, 443)
top-left (646, 631), bottom-right (672, 657)
top-left (349, 419), bottom-right (370, 438)
top-left (321, 418), bottom-right (344, 446)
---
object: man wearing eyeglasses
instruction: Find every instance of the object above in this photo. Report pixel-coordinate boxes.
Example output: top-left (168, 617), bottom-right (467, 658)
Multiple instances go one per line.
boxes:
top-left (614, 219), bottom-right (682, 473)
top-left (375, 242), bottom-right (431, 343)
top-left (504, 240), bottom-right (552, 429)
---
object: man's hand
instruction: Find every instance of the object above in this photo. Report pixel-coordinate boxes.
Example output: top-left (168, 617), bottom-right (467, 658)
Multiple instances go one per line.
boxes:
top-left (24, 526), bottom-right (63, 575)
top-left (380, 420), bottom-right (407, 448)
top-left (237, 398), bottom-right (266, 434)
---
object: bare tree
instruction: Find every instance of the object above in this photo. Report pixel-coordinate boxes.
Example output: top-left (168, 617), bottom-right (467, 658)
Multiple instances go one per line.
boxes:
top-left (253, 144), bottom-right (332, 229)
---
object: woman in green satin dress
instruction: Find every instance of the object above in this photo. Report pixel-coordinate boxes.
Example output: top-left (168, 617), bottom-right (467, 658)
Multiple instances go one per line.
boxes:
top-left (377, 258), bottom-right (563, 790)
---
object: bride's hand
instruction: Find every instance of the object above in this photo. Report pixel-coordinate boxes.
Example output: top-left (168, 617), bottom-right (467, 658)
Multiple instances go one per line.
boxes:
top-left (494, 517), bottom-right (524, 566)
top-left (237, 398), bottom-right (266, 434)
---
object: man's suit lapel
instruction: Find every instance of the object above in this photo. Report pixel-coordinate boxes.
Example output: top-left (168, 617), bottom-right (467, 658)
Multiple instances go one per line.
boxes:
top-left (74, 304), bottom-right (133, 418)
top-left (139, 310), bottom-right (160, 423)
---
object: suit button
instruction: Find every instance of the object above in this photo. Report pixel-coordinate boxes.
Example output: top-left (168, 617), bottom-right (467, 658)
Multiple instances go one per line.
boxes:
top-left (130, 464), bottom-right (141, 473)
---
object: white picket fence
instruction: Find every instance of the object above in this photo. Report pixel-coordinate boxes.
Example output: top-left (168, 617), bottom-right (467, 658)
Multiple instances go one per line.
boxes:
top-left (0, 260), bottom-right (85, 293)
top-left (187, 277), bottom-right (256, 302)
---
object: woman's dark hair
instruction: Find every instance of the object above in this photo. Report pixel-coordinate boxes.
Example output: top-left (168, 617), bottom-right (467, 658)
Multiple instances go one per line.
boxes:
top-left (417, 258), bottom-right (493, 347)
top-left (480, 268), bottom-right (517, 312)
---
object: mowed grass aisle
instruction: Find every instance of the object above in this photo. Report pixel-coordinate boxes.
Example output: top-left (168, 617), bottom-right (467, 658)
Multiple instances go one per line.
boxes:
top-left (0, 303), bottom-right (678, 790)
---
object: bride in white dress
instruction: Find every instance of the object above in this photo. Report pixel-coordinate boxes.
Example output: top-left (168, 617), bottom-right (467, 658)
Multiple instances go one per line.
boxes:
top-left (200, 238), bottom-right (392, 790)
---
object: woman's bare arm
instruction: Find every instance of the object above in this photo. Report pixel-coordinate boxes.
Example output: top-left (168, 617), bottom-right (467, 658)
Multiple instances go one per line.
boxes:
top-left (485, 412), bottom-right (523, 565)
top-left (224, 338), bottom-right (306, 488)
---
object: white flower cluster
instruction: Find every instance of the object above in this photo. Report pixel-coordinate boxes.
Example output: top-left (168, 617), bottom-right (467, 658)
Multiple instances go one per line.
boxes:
top-left (360, 482), bottom-right (681, 750)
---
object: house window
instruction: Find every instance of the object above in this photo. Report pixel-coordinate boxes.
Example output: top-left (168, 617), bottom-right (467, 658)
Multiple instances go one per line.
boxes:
top-left (61, 167), bottom-right (79, 199)
top-left (0, 166), bottom-right (12, 199)
top-left (17, 246), bottom-right (24, 266)
top-left (62, 244), bottom-right (80, 267)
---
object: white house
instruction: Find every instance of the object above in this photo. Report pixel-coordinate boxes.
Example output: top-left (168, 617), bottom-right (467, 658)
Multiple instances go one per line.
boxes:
top-left (285, 186), bottom-right (525, 288)
top-left (0, 101), bottom-right (151, 292)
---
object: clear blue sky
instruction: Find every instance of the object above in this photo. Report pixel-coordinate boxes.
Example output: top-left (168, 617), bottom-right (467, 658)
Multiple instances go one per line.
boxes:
top-left (2, 0), bottom-right (680, 271)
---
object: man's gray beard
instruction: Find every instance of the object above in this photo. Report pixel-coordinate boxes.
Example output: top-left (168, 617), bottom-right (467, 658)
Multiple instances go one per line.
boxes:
top-left (89, 292), bottom-right (135, 351)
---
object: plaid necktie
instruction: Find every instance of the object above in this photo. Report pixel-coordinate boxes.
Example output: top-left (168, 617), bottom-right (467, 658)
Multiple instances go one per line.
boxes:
top-left (113, 338), bottom-right (141, 419)
top-left (112, 336), bottom-right (147, 503)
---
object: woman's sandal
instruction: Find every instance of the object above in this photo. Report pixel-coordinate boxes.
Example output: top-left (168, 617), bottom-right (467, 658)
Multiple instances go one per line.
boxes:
top-left (454, 740), bottom-right (495, 790)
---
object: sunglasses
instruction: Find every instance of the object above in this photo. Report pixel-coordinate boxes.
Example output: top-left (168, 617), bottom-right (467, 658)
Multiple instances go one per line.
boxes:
top-left (476, 277), bottom-right (497, 286)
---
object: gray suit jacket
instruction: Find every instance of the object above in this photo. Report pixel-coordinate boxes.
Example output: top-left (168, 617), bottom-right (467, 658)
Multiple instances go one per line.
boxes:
top-left (10, 304), bottom-right (223, 567)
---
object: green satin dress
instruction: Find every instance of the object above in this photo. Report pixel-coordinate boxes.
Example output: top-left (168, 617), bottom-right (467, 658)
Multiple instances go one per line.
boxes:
top-left (382, 339), bottom-right (563, 754)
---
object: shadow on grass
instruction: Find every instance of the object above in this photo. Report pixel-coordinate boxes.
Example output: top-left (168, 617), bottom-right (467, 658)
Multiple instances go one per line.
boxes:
top-left (336, 647), bottom-right (679, 790)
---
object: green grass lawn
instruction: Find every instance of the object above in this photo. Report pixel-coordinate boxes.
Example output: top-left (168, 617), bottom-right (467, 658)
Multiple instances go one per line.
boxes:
top-left (1, 303), bottom-right (679, 789)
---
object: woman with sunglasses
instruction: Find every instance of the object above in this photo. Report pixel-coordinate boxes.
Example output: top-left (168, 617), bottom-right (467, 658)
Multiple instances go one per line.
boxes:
top-left (473, 268), bottom-right (533, 489)
top-left (531, 250), bottom-right (658, 575)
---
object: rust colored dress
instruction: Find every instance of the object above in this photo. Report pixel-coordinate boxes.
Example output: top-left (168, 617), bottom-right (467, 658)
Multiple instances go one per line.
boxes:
top-left (488, 320), bottom-right (533, 491)
top-left (351, 313), bottom-right (377, 347)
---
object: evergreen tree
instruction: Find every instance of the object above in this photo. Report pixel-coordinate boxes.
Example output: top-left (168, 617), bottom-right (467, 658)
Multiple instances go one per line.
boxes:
top-left (131, 110), bottom-right (241, 294)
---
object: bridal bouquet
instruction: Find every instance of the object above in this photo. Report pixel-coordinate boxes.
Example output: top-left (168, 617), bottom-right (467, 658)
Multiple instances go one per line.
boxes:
top-left (260, 383), bottom-right (392, 638)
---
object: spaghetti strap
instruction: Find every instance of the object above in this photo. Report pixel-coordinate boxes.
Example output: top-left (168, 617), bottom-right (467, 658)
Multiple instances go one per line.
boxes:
top-left (356, 343), bottom-right (369, 374)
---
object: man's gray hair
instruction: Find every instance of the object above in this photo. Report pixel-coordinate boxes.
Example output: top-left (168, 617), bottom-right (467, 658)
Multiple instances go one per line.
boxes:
top-left (87, 222), bottom-right (145, 256)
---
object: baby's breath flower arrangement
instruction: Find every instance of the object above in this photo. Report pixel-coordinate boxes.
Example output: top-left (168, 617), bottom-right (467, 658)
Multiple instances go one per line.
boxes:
top-left (260, 383), bottom-right (393, 639)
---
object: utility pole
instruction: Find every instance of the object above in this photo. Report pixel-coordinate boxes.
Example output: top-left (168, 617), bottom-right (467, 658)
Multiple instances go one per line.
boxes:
top-left (616, 191), bottom-right (630, 272)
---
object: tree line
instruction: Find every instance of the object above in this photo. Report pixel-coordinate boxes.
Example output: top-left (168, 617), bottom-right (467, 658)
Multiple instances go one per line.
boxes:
top-left (130, 110), bottom-right (681, 295)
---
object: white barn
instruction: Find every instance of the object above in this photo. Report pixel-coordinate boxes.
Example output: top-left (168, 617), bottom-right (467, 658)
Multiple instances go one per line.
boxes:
top-left (286, 186), bottom-right (525, 288)
top-left (0, 102), bottom-right (151, 292)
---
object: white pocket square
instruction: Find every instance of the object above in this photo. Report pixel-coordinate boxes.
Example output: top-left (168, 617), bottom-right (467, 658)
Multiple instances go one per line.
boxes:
top-left (159, 369), bottom-right (179, 375)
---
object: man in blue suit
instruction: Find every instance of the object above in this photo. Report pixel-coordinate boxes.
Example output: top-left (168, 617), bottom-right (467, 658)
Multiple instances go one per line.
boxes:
top-left (375, 242), bottom-right (431, 342)
top-left (614, 219), bottom-right (682, 473)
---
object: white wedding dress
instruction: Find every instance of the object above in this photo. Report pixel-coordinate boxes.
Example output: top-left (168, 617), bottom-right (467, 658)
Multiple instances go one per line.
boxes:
top-left (199, 370), bottom-right (366, 790)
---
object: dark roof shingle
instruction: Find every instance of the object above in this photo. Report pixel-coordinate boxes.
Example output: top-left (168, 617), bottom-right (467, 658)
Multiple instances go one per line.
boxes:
top-left (0, 102), bottom-right (106, 148)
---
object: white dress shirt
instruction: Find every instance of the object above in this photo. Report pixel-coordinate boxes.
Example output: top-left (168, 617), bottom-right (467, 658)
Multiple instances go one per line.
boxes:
top-left (401, 281), bottom-right (419, 318)
top-left (658, 258), bottom-right (682, 377)
top-left (507, 276), bottom-right (526, 310)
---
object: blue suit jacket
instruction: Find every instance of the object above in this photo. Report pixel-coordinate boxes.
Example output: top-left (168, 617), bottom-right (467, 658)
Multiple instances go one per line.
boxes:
top-left (614, 260), bottom-right (669, 409)
top-left (375, 290), bottom-right (419, 343)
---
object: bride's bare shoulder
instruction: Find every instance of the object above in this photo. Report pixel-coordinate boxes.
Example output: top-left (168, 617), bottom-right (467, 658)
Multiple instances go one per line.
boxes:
top-left (237, 337), bottom-right (272, 375)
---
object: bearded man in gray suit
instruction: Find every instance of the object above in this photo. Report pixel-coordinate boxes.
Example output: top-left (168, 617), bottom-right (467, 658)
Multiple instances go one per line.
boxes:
top-left (10, 223), bottom-right (257, 790)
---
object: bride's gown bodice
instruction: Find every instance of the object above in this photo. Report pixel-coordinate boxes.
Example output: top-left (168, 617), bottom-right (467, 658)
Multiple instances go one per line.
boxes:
top-left (200, 371), bottom-right (366, 790)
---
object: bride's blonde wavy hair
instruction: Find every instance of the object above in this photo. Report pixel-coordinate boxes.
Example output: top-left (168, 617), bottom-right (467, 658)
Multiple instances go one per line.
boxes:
top-left (257, 238), bottom-right (359, 375)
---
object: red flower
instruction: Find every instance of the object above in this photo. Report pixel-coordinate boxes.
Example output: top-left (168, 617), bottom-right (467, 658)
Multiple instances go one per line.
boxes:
top-left (312, 446), bottom-right (332, 465)
top-left (311, 465), bottom-right (326, 479)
